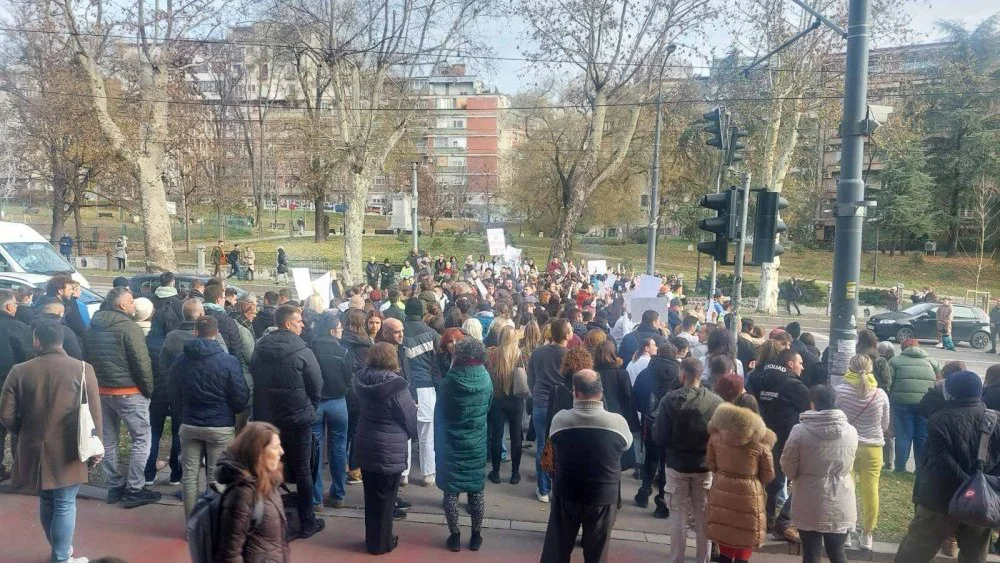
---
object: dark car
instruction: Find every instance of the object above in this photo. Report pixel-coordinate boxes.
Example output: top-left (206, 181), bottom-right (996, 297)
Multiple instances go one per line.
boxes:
top-left (129, 274), bottom-right (248, 300)
top-left (867, 301), bottom-right (992, 349)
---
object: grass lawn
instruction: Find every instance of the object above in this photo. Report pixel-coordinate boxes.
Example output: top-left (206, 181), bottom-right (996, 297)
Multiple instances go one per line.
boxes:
top-left (873, 470), bottom-right (915, 543)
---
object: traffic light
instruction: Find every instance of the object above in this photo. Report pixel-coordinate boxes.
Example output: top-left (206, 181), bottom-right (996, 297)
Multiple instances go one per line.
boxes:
top-left (703, 108), bottom-right (728, 151)
top-left (726, 127), bottom-right (748, 165)
top-left (697, 187), bottom-right (738, 264)
top-left (752, 191), bottom-right (789, 264)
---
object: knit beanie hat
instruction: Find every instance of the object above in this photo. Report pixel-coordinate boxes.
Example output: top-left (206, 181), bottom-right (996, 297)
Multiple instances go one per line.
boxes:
top-left (133, 297), bottom-right (154, 323)
top-left (945, 371), bottom-right (983, 401)
top-left (405, 297), bottom-right (425, 318)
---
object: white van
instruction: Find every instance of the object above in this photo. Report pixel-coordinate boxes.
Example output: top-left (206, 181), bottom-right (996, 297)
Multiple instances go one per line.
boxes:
top-left (0, 221), bottom-right (91, 288)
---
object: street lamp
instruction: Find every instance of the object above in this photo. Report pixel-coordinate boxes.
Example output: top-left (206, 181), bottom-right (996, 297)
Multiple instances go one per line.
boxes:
top-left (646, 43), bottom-right (678, 275)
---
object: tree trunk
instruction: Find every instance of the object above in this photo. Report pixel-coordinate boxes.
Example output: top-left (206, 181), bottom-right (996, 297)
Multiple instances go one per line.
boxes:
top-left (945, 188), bottom-right (961, 257)
top-left (49, 154), bottom-right (69, 242)
top-left (429, 217), bottom-right (437, 237)
top-left (136, 157), bottom-right (178, 272)
top-left (758, 258), bottom-right (781, 314)
top-left (313, 196), bottom-right (328, 242)
top-left (343, 169), bottom-right (373, 285)
top-left (73, 202), bottom-right (84, 256)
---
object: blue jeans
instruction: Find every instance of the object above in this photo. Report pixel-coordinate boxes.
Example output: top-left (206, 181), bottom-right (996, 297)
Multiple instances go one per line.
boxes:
top-left (894, 404), bottom-right (928, 472)
top-left (312, 398), bottom-right (349, 504)
top-left (100, 394), bottom-right (152, 491)
top-left (533, 406), bottom-right (551, 495)
top-left (39, 484), bottom-right (80, 562)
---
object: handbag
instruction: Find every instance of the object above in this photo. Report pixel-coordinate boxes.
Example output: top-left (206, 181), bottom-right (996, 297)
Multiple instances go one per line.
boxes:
top-left (512, 357), bottom-right (531, 399)
top-left (541, 438), bottom-right (556, 474)
top-left (77, 362), bottom-right (104, 462)
top-left (947, 409), bottom-right (1000, 528)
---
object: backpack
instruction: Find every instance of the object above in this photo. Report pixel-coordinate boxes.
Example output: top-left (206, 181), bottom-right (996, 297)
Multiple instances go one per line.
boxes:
top-left (187, 483), bottom-right (263, 563)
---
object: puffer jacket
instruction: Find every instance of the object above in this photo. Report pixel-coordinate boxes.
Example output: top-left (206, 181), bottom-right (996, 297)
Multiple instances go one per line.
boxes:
top-left (836, 370), bottom-right (890, 446)
top-left (310, 335), bottom-right (352, 400)
top-left (214, 456), bottom-right (289, 563)
top-left (169, 338), bottom-right (248, 428)
top-left (250, 330), bottom-right (322, 429)
top-left (402, 318), bottom-right (441, 399)
top-left (84, 309), bottom-right (154, 396)
top-left (888, 346), bottom-right (940, 406)
top-left (706, 403), bottom-right (776, 549)
top-left (636, 355), bottom-right (681, 425)
top-left (434, 364), bottom-right (493, 494)
top-left (652, 386), bottom-right (723, 473)
top-left (755, 363), bottom-right (810, 449)
top-left (353, 367), bottom-right (418, 474)
top-left (781, 409), bottom-right (858, 533)
top-left (914, 399), bottom-right (1000, 513)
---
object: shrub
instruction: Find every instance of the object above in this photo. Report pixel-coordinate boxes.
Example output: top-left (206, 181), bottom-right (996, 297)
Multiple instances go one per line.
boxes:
top-left (630, 230), bottom-right (648, 245)
top-left (909, 253), bottom-right (925, 265)
top-left (858, 287), bottom-right (886, 306)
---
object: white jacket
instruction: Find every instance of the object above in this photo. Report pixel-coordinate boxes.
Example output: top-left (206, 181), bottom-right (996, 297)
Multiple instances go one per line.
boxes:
top-left (836, 372), bottom-right (890, 446)
top-left (782, 409), bottom-right (858, 534)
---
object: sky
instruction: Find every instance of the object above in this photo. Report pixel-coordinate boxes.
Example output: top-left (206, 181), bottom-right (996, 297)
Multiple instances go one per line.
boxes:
top-left (472, 0), bottom-right (999, 95)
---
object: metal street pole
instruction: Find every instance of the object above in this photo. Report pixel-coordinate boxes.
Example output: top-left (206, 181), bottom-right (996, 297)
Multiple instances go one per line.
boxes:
top-left (872, 217), bottom-right (880, 284)
top-left (730, 172), bottom-right (752, 349)
top-left (829, 0), bottom-right (871, 383)
top-left (708, 152), bottom-right (724, 300)
top-left (646, 44), bottom-right (676, 275)
top-left (411, 162), bottom-right (419, 253)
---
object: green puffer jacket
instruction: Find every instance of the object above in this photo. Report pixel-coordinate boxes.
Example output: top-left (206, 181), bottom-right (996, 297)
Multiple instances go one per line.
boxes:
top-left (888, 347), bottom-right (940, 406)
top-left (434, 364), bottom-right (493, 494)
top-left (84, 309), bottom-right (154, 396)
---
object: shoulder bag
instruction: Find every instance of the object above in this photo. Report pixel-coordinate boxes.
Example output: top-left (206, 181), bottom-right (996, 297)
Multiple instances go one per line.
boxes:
top-left (948, 409), bottom-right (1000, 527)
top-left (78, 362), bottom-right (104, 462)
top-left (512, 356), bottom-right (531, 399)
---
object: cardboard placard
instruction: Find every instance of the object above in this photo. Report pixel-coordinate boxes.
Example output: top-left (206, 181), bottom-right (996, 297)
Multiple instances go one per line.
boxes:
top-left (291, 267), bottom-right (313, 300)
top-left (630, 297), bottom-right (670, 324)
top-left (634, 274), bottom-right (662, 298)
top-left (487, 228), bottom-right (506, 256)
top-left (587, 260), bottom-right (607, 275)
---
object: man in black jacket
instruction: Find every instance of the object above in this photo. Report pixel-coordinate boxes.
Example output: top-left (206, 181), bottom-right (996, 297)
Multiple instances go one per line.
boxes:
top-left (84, 287), bottom-right (160, 508)
top-left (31, 298), bottom-right (83, 360)
top-left (253, 291), bottom-right (279, 338)
top-left (617, 310), bottom-right (668, 367)
top-left (755, 348), bottom-right (809, 542)
top-left (634, 340), bottom-right (683, 514)
top-left (0, 289), bottom-right (33, 481)
top-left (149, 271), bottom-right (183, 337)
top-left (250, 304), bottom-right (325, 538)
top-left (309, 312), bottom-right (353, 508)
top-left (44, 273), bottom-right (86, 341)
top-left (896, 371), bottom-right (1000, 561)
top-left (401, 298), bottom-right (441, 487)
top-left (202, 283), bottom-right (242, 361)
top-left (653, 358), bottom-right (723, 563)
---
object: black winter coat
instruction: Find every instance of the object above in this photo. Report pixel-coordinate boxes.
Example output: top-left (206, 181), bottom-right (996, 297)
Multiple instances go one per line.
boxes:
top-left (310, 335), bottom-right (352, 400)
top-left (341, 331), bottom-right (373, 376)
top-left (250, 330), bottom-right (322, 429)
top-left (755, 364), bottom-right (810, 449)
top-left (84, 309), bottom-right (154, 396)
top-left (353, 367), bottom-right (418, 475)
top-left (215, 456), bottom-right (289, 563)
top-left (639, 355), bottom-right (682, 425)
top-left (983, 384), bottom-right (1000, 411)
top-left (205, 304), bottom-right (243, 360)
top-left (618, 323), bottom-right (668, 366)
top-left (914, 399), bottom-right (1000, 513)
top-left (149, 293), bottom-right (183, 337)
top-left (253, 306), bottom-right (276, 339)
top-left (170, 338), bottom-right (249, 427)
top-left (0, 311), bottom-right (33, 387)
top-left (596, 364), bottom-right (640, 432)
top-left (30, 313), bottom-right (82, 361)
top-left (652, 386), bottom-right (723, 473)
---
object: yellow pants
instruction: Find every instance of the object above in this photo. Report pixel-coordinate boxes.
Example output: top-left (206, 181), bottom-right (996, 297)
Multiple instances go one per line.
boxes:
top-left (854, 443), bottom-right (883, 533)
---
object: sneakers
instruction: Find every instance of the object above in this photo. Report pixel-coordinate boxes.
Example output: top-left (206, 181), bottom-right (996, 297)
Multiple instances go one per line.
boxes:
top-left (773, 525), bottom-right (800, 543)
top-left (422, 474), bottom-right (436, 487)
top-left (393, 507), bottom-right (407, 520)
top-left (536, 489), bottom-right (550, 503)
top-left (106, 486), bottom-right (126, 505)
top-left (144, 479), bottom-right (156, 487)
top-left (324, 497), bottom-right (345, 509)
top-left (634, 493), bottom-right (649, 508)
top-left (653, 505), bottom-right (669, 519)
top-left (395, 498), bottom-right (412, 511)
top-left (122, 487), bottom-right (162, 509)
top-left (168, 473), bottom-right (182, 486)
top-left (860, 532), bottom-right (873, 550)
top-left (935, 343), bottom-right (944, 349)
top-left (470, 532), bottom-right (483, 552)
top-left (67, 558), bottom-right (89, 563)
top-left (299, 517), bottom-right (326, 539)
top-left (447, 532), bottom-right (461, 552)
top-left (347, 469), bottom-right (362, 484)
top-left (510, 472), bottom-right (521, 485)
top-left (844, 532), bottom-right (855, 549)
top-left (399, 474), bottom-right (408, 487)
top-left (488, 470), bottom-right (501, 484)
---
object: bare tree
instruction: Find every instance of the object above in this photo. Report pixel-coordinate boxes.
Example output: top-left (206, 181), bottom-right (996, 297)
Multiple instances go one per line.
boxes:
top-left (956, 176), bottom-right (1000, 296)
top-left (516, 0), bottom-right (713, 260)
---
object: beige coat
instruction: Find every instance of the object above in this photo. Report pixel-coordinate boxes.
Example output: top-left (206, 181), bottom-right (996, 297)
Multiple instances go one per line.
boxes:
top-left (706, 402), bottom-right (776, 549)
top-left (0, 348), bottom-right (102, 491)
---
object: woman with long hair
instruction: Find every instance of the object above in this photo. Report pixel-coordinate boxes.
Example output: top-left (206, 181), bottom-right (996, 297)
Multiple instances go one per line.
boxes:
top-left (744, 339), bottom-right (787, 397)
top-left (486, 326), bottom-right (527, 485)
top-left (438, 328), bottom-right (466, 377)
top-left (365, 310), bottom-right (384, 342)
top-left (545, 347), bottom-right (595, 430)
top-left (583, 328), bottom-right (608, 356)
top-left (354, 342), bottom-right (418, 555)
top-left (593, 339), bottom-right (639, 432)
top-left (341, 308), bottom-right (373, 485)
top-left (835, 355), bottom-right (889, 551)
top-left (521, 320), bottom-right (543, 358)
top-left (705, 326), bottom-right (743, 384)
top-left (216, 422), bottom-right (289, 562)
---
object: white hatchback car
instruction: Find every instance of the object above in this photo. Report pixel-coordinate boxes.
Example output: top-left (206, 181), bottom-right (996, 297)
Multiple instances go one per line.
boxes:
top-left (0, 272), bottom-right (104, 317)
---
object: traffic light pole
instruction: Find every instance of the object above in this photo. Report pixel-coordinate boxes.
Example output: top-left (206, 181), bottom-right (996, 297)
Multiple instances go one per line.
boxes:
top-left (708, 155), bottom-right (723, 299)
top-left (646, 89), bottom-right (664, 275)
top-left (730, 172), bottom-right (752, 348)
top-left (829, 0), bottom-right (871, 382)
top-left (411, 162), bottom-right (419, 253)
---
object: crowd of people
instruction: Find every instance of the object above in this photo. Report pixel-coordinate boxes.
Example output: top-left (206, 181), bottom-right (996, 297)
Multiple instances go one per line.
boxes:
top-left (2, 255), bottom-right (1000, 563)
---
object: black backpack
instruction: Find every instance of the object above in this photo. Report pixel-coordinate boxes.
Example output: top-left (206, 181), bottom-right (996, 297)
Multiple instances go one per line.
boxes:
top-left (187, 483), bottom-right (263, 563)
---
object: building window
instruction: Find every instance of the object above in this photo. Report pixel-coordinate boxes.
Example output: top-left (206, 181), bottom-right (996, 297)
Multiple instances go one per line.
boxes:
top-left (436, 98), bottom-right (455, 110)
top-left (640, 194), bottom-right (650, 208)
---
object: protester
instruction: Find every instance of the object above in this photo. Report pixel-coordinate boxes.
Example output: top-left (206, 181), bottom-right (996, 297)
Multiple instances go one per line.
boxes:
top-left (229, 297), bottom-right (256, 431)
top-left (781, 385), bottom-right (858, 563)
top-left (527, 317), bottom-right (570, 503)
top-left (202, 283), bottom-right (243, 360)
top-left (982, 364), bottom-right (1000, 410)
top-left (169, 315), bottom-right (249, 516)
top-left (888, 338), bottom-right (940, 472)
top-left (309, 312), bottom-right (352, 508)
top-left (0, 320), bottom-right (101, 563)
top-left (84, 287), bottom-right (160, 508)
top-left (755, 348), bottom-right (810, 542)
top-left (545, 347), bottom-right (595, 431)
top-left (215, 422), bottom-right (289, 562)
top-left (249, 304), bottom-right (325, 539)
top-left (253, 292), bottom-right (279, 339)
top-left (341, 308), bottom-right (374, 486)
top-left (132, 297), bottom-right (154, 336)
top-left (435, 338), bottom-right (493, 552)
top-left (936, 296), bottom-right (956, 351)
top-left (486, 326), bottom-right (527, 484)
top-left (617, 310), bottom-right (667, 366)
top-left (895, 370), bottom-right (1000, 562)
top-left (401, 297), bottom-right (441, 487)
top-left (354, 342), bottom-right (418, 555)
top-left (625, 336), bottom-right (656, 385)
top-left (654, 357), bottom-right (724, 563)
top-left (593, 339), bottom-right (640, 449)
top-left (44, 274), bottom-right (87, 341)
top-left (835, 355), bottom-right (890, 550)
top-left (634, 340), bottom-right (683, 514)
top-left (540, 369), bottom-right (632, 563)
top-left (31, 298), bottom-right (83, 360)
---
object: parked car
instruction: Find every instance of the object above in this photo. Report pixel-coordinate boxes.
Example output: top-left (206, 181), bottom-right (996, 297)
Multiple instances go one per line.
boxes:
top-left (867, 301), bottom-right (992, 349)
top-left (0, 272), bottom-right (104, 317)
top-left (129, 274), bottom-right (248, 300)
top-left (0, 221), bottom-right (90, 287)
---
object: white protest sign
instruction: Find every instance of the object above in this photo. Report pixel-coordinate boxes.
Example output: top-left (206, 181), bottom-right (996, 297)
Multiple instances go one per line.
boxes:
top-left (487, 228), bottom-right (506, 256)
top-left (633, 274), bottom-right (662, 298)
top-left (587, 260), bottom-right (607, 275)
top-left (311, 272), bottom-right (332, 304)
top-left (475, 278), bottom-right (489, 299)
top-left (291, 267), bottom-right (314, 300)
top-left (504, 245), bottom-right (522, 263)
top-left (630, 297), bottom-right (670, 325)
